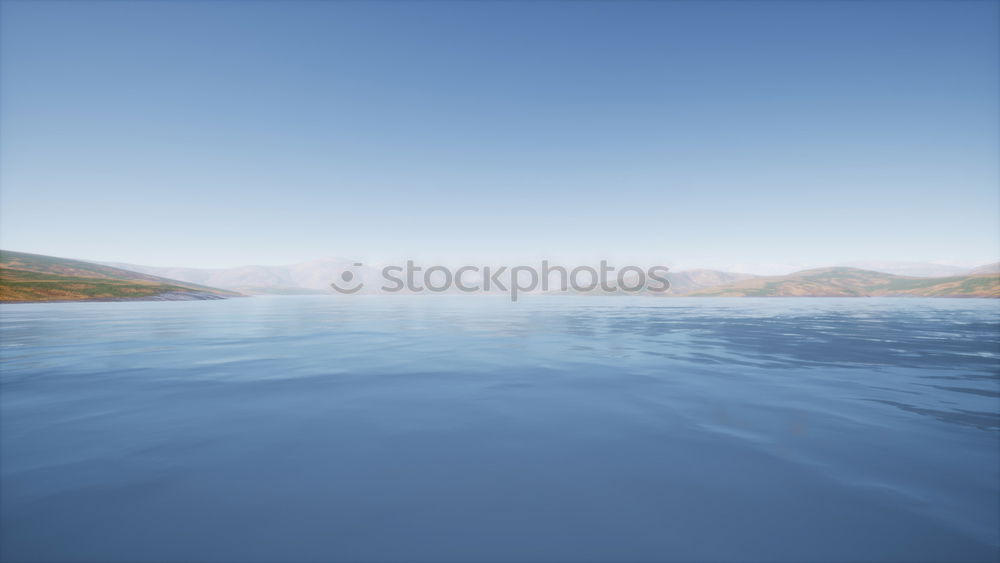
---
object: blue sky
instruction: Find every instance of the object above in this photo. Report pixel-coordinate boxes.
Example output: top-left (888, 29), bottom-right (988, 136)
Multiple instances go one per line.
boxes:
top-left (1, 0), bottom-right (997, 270)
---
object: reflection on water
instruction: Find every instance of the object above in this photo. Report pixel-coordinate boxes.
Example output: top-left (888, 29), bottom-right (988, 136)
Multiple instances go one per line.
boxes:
top-left (1, 296), bottom-right (998, 562)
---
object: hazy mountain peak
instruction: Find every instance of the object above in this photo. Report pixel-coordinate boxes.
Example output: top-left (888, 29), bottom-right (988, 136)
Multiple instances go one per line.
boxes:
top-left (968, 262), bottom-right (1000, 275)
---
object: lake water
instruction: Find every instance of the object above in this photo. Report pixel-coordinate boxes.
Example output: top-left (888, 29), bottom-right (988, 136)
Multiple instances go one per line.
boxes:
top-left (1, 296), bottom-right (998, 562)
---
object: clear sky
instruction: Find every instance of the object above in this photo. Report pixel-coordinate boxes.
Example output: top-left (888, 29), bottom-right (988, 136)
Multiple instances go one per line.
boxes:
top-left (1, 0), bottom-right (997, 270)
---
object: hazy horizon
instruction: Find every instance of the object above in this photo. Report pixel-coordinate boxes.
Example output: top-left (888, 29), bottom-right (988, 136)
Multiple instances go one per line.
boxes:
top-left (2, 246), bottom-right (994, 278)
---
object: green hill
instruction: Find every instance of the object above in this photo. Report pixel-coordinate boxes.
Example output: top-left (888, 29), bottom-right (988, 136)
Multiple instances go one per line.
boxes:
top-left (688, 267), bottom-right (1000, 298)
top-left (1, 250), bottom-right (242, 303)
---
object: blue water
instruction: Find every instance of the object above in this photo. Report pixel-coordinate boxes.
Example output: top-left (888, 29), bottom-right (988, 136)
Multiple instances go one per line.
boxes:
top-left (1, 296), bottom-right (998, 562)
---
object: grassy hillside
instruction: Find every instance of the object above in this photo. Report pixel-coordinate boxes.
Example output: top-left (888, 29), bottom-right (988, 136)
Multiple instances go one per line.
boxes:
top-left (1, 251), bottom-right (241, 303)
top-left (689, 267), bottom-right (1000, 298)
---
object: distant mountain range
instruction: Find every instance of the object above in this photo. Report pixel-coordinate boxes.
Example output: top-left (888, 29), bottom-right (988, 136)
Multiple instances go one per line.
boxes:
top-left (833, 261), bottom-right (975, 278)
top-left (98, 258), bottom-right (350, 295)
top-left (100, 257), bottom-right (998, 297)
top-left (661, 269), bottom-right (757, 294)
top-left (688, 267), bottom-right (999, 298)
top-left (2, 250), bottom-right (997, 302)
top-left (99, 259), bottom-right (760, 296)
top-left (0, 251), bottom-right (241, 302)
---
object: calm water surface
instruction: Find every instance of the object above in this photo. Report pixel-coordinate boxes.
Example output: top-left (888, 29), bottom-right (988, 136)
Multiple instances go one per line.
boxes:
top-left (1, 296), bottom-right (998, 562)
